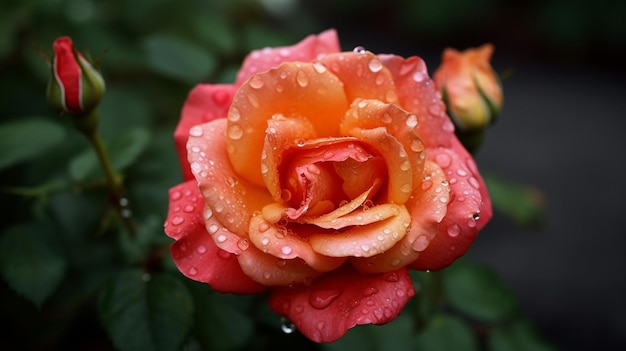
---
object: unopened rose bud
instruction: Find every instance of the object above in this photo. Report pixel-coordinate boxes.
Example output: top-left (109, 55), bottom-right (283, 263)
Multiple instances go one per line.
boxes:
top-left (434, 44), bottom-right (503, 134)
top-left (46, 36), bottom-right (105, 116)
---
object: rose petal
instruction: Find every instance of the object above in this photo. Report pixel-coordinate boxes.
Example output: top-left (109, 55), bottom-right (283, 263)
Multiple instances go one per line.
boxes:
top-left (228, 62), bottom-right (349, 186)
top-left (237, 244), bottom-right (321, 286)
top-left (187, 119), bottom-right (273, 239)
top-left (305, 184), bottom-right (376, 228)
top-left (319, 51), bottom-right (399, 104)
top-left (236, 29), bottom-right (340, 85)
top-left (176, 84), bottom-right (236, 180)
top-left (341, 99), bottom-right (426, 188)
top-left (248, 214), bottom-right (346, 272)
top-left (412, 138), bottom-right (492, 270)
top-left (165, 181), bottom-right (265, 293)
top-left (378, 55), bottom-right (453, 148)
top-left (309, 205), bottom-right (410, 258)
top-left (350, 160), bottom-right (448, 273)
top-left (346, 126), bottom-right (413, 204)
top-left (268, 265), bottom-right (415, 343)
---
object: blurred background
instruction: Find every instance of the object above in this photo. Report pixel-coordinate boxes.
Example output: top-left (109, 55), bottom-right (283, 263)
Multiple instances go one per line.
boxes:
top-left (1, 0), bottom-right (625, 350)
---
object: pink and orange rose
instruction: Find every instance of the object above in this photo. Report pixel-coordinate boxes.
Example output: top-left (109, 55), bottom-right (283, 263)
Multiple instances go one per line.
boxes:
top-left (164, 30), bottom-right (492, 342)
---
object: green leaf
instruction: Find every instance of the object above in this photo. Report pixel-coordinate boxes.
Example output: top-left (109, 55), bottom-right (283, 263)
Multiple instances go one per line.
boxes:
top-left (0, 117), bottom-right (66, 171)
top-left (483, 173), bottom-right (545, 227)
top-left (488, 319), bottom-right (557, 351)
top-left (98, 270), bottom-right (194, 351)
top-left (323, 313), bottom-right (415, 351)
top-left (443, 261), bottom-right (519, 322)
top-left (193, 290), bottom-right (255, 351)
top-left (143, 35), bottom-right (216, 84)
top-left (414, 314), bottom-right (479, 351)
top-left (0, 222), bottom-right (67, 307)
top-left (69, 128), bottom-right (151, 182)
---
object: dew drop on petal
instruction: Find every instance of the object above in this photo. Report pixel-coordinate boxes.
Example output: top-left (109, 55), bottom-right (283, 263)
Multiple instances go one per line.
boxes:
top-left (368, 59), bottom-right (383, 73)
top-left (383, 272), bottom-right (399, 282)
top-left (413, 71), bottom-right (426, 82)
top-left (414, 235), bottom-right (429, 251)
top-left (237, 238), bottom-right (250, 251)
top-left (261, 236), bottom-right (270, 246)
top-left (405, 114), bottom-right (418, 128)
top-left (196, 245), bottom-right (207, 254)
top-left (189, 126), bottom-right (203, 137)
top-left (309, 289), bottom-right (341, 309)
top-left (281, 246), bottom-right (293, 255)
top-left (171, 216), bottom-right (184, 226)
top-left (280, 316), bottom-right (296, 334)
top-left (313, 62), bottom-right (327, 74)
top-left (188, 267), bottom-right (198, 276)
top-left (249, 75), bottom-right (264, 89)
top-left (364, 287), bottom-right (378, 296)
top-left (296, 70), bottom-right (309, 87)
top-left (447, 224), bottom-right (461, 237)
top-left (216, 233), bottom-right (227, 242)
top-left (170, 191), bottom-right (182, 201)
top-left (353, 46), bottom-right (366, 54)
top-left (228, 124), bottom-right (244, 140)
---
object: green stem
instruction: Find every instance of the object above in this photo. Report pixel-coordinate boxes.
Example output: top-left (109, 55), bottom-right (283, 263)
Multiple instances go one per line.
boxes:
top-left (73, 110), bottom-right (136, 236)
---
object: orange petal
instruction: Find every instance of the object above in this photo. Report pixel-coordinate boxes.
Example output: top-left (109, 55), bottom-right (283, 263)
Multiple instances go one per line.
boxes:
top-left (350, 160), bottom-right (448, 273)
top-left (306, 183), bottom-right (376, 228)
top-left (378, 54), bottom-right (454, 148)
top-left (345, 126), bottom-right (413, 204)
top-left (261, 115), bottom-right (318, 201)
top-left (227, 62), bottom-right (349, 186)
top-left (319, 51), bottom-right (399, 104)
top-left (309, 205), bottom-right (410, 258)
top-left (187, 119), bottom-right (273, 238)
top-left (333, 154), bottom-right (386, 199)
top-left (341, 99), bottom-right (426, 187)
top-left (248, 214), bottom-right (346, 272)
top-left (237, 244), bottom-right (321, 286)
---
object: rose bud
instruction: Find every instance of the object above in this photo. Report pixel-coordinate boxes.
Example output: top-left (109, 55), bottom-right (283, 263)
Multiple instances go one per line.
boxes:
top-left (433, 44), bottom-right (503, 134)
top-left (46, 36), bottom-right (105, 116)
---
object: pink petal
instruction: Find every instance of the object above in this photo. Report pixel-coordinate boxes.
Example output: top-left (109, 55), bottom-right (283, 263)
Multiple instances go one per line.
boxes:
top-left (165, 181), bottom-right (265, 294)
top-left (378, 54), bottom-right (454, 149)
top-left (175, 84), bottom-right (236, 180)
top-left (268, 265), bottom-right (415, 343)
top-left (237, 244), bottom-right (322, 286)
top-left (236, 29), bottom-right (340, 85)
top-left (187, 119), bottom-right (273, 243)
top-left (412, 138), bottom-right (492, 270)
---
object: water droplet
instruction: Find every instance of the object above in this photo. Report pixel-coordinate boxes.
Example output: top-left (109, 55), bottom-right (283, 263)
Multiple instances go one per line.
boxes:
top-left (183, 204), bottom-right (195, 213)
top-left (228, 124), bottom-right (244, 140)
top-left (456, 169), bottom-right (468, 177)
top-left (413, 235), bottom-right (429, 251)
top-left (203, 207), bottom-right (213, 220)
top-left (472, 213), bottom-right (480, 221)
top-left (188, 267), bottom-right (198, 276)
top-left (170, 191), bottom-right (182, 201)
top-left (410, 139), bottom-right (424, 152)
top-left (467, 218), bottom-right (477, 228)
top-left (469, 176), bottom-right (480, 189)
top-left (309, 289), bottom-right (341, 309)
top-left (189, 126), bottom-right (203, 137)
top-left (261, 163), bottom-right (269, 174)
top-left (353, 46), bottom-right (366, 54)
top-left (391, 258), bottom-right (401, 266)
top-left (405, 114), bottom-right (418, 128)
top-left (171, 216), bottom-right (184, 226)
top-left (247, 93), bottom-right (259, 107)
top-left (383, 272), bottom-right (399, 282)
top-left (435, 153), bottom-right (451, 168)
top-left (228, 107), bottom-right (240, 122)
top-left (313, 62), bottom-right (327, 74)
top-left (208, 223), bottom-right (220, 235)
top-left (363, 287), bottom-right (378, 296)
top-left (237, 239), bottom-right (250, 251)
top-left (281, 246), bottom-right (293, 255)
top-left (360, 244), bottom-right (370, 252)
top-left (281, 317), bottom-right (296, 334)
top-left (413, 71), bottom-right (426, 82)
top-left (400, 183), bottom-right (412, 193)
top-left (400, 160), bottom-right (411, 171)
top-left (216, 233), bottom-right (227, 242)
top-left (296, 70), bottom-right (309, 87)
top-left (261, 236), bottom-right (270, 246)
top-left (368, 59), bottom-right (383, 73)
top-left (196, 245), bottom-right (207, 254)
top-left (447, 224), bottom-right (461, 237)
top-left (249, 75), bottom-right (264, 89)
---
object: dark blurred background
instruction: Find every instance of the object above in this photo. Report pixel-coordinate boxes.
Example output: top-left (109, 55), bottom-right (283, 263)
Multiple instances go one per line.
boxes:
top-left (1, 0), bottom-right (625, 350)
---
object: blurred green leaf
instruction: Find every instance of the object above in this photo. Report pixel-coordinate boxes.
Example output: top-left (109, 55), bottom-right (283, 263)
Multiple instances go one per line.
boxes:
top-left (323, 313), bottom-right (414, 351)
top-left (0, 222), bottom-right (67, 307)
top-left (443, 261), bottom-right (519, 322)
top-left (143, 35), bottom-right (217, 84)
top-left (69, 128), bottom-right (151, 182)
top-left (414, 314), bottom-right (479, 351)
top-left (488, 319), bottom-right (557, 351)
top-left (484, 173), bottom-right (545, 227)
top-left (0, 117), bottom-right (66, 171)
top-left (98, 270), bottom-right (194, 351)
top-left (193, 290), bottom-right (255, 351)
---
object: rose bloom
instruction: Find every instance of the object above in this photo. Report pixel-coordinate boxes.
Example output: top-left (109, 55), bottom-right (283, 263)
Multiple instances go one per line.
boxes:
top-left (164, 30), bottom-right (492, 342)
